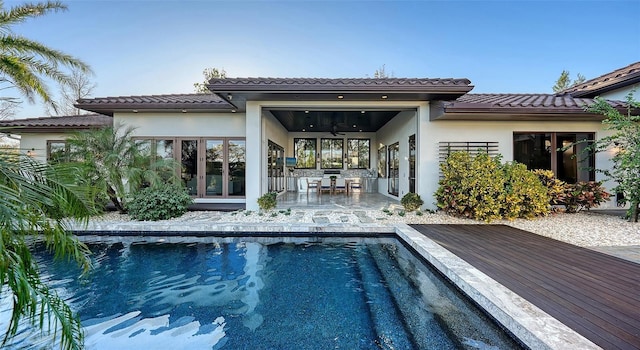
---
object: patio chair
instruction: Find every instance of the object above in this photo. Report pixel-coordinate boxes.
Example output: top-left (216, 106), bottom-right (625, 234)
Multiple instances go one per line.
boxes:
top-left (334, 178), bottom-right (347, 194)
top-left (349, 179), bottom-right (362, 194)
top-left (306, 178), bottom-right (319, 194)
top-left (319, 178), bottom-right (332, 194)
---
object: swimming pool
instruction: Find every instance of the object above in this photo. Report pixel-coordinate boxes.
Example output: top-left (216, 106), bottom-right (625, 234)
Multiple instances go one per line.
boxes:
top-left (2, 238), bottom-right (522, 349)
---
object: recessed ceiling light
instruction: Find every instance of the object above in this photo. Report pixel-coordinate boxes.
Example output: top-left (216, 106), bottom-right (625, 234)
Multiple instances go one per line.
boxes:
top-left (304, 110), bottom-right (309, 114)
top-left (181, 109), bottom-right (187, 113)
top-left (361, 110), bottom-right (365, 114)
top-left (310, 124), bottom-right (314, 128)
top-left (352, 124), bottom-right (357, 128)
top-left (359, 129), bottom-right (362, 132)
top-left (132, 110), bottom-right (138, 113)
top-left (337, 95), bottom-right (344, 99)
top-left (231, 109), bottom-right (237, 113)
top-left (302, 128), bottom-right (306, 132)
top-left (381, 95), bottom-right (388, 99)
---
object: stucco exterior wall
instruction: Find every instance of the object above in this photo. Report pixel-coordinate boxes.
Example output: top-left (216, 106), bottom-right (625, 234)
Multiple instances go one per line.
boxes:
top-left (19, 133), bottom-right (71, 163)
top-left (114, 111), bottom-right (245, 137)
top-left (376, 110), bottom-right (418, 199)
top-left (599, 84), bottom-right (639, 101)
top-left (420, 119), bottom-right (617, 209)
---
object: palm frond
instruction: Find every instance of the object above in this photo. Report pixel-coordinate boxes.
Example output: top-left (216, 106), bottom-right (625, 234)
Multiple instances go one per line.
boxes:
top-left (0, 1), bottom-right (66, 31)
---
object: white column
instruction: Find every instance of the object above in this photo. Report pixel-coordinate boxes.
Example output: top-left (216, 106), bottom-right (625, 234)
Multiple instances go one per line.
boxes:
top-left (416, 102), bottom-right (438, 210)
top-left (245, 102), bottom-right (262, 211)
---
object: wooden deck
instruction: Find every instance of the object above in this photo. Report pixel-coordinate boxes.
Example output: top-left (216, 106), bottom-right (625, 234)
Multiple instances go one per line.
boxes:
top-left (410, 224), bottom-right (640, 350)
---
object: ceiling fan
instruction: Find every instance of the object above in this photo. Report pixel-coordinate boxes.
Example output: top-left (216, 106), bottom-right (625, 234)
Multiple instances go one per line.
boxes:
top-left (329, 112), bottom-right (347, 136)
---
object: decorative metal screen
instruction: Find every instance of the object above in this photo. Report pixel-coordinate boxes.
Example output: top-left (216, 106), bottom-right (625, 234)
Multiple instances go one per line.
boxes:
top-left (438, 141), bottom-right (500, 163)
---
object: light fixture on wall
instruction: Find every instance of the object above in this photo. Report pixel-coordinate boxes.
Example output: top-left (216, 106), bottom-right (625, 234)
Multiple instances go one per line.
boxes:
top-left (227, 93), bottom-right (233, 101)
top-left (381, 95), bottom-right (388, 99)
top-left (231, 109), bottom-right (237, 113)
top-left (181, 109), bottom-right (187, 113)
top-left (337, 95), bottom-right (344, 99)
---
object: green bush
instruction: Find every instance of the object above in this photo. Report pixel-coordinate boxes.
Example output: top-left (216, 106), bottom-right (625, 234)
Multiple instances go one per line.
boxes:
top-left (563, 181), bottom-right (611, 213)
top-left (127, 185), bottom-right (192, 221)
top-left (257, 192), bottom-right (277, 211)
top-left (401, 192), bottom-right (424, 211)
top-left (435, 152), bottom-right (506, 222)
top-left (435, 152), bottom-right (550, 222)
top-left (502, 162), bottom-right (550, 220)
top-left (532, 169), bottom-right (567, 208)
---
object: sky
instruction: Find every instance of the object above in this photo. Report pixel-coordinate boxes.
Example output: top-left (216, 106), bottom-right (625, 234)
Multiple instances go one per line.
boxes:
top-left (4, 0), bottom-right (640, 119)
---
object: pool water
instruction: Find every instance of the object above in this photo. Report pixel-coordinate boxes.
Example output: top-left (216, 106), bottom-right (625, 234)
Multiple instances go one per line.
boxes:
top-left (2, 239), bottom-right (522, 349)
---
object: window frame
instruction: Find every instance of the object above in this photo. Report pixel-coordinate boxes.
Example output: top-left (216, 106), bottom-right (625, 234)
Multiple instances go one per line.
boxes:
top-left (346, 138), bottom-right (370, 169)
top-left (293, 138), bottom-right (317, 169)
top-left (320, 138), bottom-right (344, 169)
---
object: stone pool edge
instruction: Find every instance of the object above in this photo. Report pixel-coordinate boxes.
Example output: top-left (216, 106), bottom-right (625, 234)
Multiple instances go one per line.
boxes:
top-left (69, 221), bottom-right (600, 350)
top-left (393, 223), bottom-right (599, 350)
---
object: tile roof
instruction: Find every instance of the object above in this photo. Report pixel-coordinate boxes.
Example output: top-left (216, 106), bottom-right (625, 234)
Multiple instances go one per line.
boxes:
top-left (0, 114), bottom-right (112, 130)
top-left (207, 77), bottom-right (473, 92)
top-left (435, 93), bottom-right (632, 120)
top-left (75, 93), bottom-right (234, 115)
top-left (560, 62), bottom-right (640, 97)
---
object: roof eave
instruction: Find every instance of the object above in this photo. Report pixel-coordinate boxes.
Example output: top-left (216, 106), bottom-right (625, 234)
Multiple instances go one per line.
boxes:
top-left (432, 111), bottom-right (607, 121)
top-left (571, 74), bottom-right (640, 98)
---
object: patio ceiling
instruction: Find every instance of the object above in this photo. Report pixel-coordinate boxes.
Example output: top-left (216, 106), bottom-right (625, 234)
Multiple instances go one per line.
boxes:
top-left (267, 109), bottom-right (402, 133)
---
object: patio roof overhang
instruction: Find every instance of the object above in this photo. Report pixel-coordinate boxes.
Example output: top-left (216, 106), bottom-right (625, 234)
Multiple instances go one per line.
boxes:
top-left (207, 77), bottom-right (474, 113)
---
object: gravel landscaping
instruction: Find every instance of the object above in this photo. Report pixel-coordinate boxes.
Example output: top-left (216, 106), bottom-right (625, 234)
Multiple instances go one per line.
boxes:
top-left (93, 209), bottom-right (639, 248)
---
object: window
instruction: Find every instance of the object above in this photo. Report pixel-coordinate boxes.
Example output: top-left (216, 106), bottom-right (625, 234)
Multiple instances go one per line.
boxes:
top-left (513, 132), bottom-right (594, 183)
top-left (321, 138), bottom-right (343, 169)
top-left (377, 144), bottom-right (386, 178)
top-left (347, 139), bottom-right (370, 169)
top-left (47, 140), bottom-right (70, 163)
top-left (294, 138), bottom-right (316, 169)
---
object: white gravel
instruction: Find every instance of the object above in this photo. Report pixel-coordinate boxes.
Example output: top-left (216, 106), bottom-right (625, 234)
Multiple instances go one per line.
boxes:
top-left (93, 209), bottom-right (640, 248)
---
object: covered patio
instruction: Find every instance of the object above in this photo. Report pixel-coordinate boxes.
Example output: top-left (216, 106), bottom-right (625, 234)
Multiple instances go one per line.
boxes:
top-left (275, 191), bottom-right (401, 211)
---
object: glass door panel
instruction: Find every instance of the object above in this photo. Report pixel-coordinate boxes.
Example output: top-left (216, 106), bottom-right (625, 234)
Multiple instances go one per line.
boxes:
top-left (228, 140), bottom-right (246, 196)
top-left (388, 142), bottom-right (399, 196)
top-left (409, 135), bottom-right (416, 193)
top-left (181, 139), bottom-right (198, 196)
top-left (205, 140), bottom-right (224, 196)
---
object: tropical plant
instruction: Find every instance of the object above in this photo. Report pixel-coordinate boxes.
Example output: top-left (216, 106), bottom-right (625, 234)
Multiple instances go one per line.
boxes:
top-left (532, 169), bottom-right (567, 208)
top-left (400, 192), bottom-right (423, 212)
top-left (563, 181), bottom-right (611, 213)
top-left (0, 150), bottom-right (94, 350)
top-left (584, 93), bottom-right (640, 221)
top-left (65, 123), bottom-right (179, 213)
top-left (257, 192), bottom-right (277, 211)
top-left (127, 184), bottom-right (192, 221)
top-left (0, 1), bottom-right (91, 111)
top-left (435, 152), bottom-right (550, 222)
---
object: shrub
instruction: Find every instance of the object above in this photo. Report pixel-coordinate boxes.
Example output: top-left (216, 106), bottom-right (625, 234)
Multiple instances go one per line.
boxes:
top-left (502, 163), bottom-right (550, 220)
top-left (127, 185), bottom-right (192, 221)
top-left (257, 192), bottom-right (277, 211)
top-left (563, 181), bottom-right (611, 213)
top-left (435, 152), bottom-right (550, 222)
top-left (435, 152), bottom-right (505, 222)
top-left (401, 192), bottom-right (424, 211)
top-left (532, 169), bottom-right (567, 208)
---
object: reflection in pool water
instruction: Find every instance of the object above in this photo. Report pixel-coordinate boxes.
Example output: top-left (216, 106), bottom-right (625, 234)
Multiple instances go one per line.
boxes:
top-left (0, 239), bottom-right (522, 349)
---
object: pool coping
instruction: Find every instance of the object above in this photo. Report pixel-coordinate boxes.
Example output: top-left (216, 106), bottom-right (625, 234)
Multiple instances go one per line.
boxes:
top-left (69, 222), bottom-right (600, 350)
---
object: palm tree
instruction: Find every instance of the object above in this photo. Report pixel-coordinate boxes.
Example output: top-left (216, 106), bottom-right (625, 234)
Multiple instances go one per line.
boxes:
top-left (0, 1), bottom-right (91, 111)
top-left (66, 123), bottom-right (181, 213)
top-left (0, 150), bottom-right (95, 349)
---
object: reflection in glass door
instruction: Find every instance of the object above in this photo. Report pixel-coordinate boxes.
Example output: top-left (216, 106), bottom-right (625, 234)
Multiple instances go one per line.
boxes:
top-left (228, 140), bottom-right (246, 196)
top-left (409, 135), bottom-right (416, 193)
top-left (205, 140), bottom-right (224, 196)
top-left (181, 140), bottom-right (198, 196)
top-left (388, 142), bottom-right (399, 196)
